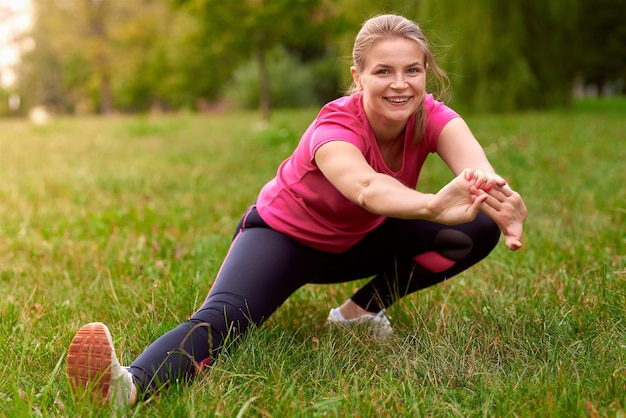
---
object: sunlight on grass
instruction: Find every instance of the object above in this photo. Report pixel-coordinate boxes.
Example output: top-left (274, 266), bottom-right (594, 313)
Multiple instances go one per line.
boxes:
top-left (0, 99), bottom-right (624, 416)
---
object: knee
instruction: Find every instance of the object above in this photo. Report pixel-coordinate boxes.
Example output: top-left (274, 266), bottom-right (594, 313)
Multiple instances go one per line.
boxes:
top-left (191, 294), bottom-right (258, 334)
top-left (413, 215), bottom-right (500, 274)
top-left (473, 213), bottom-right (501, 255)
top-left (435, 214), bottom-right (500, 259)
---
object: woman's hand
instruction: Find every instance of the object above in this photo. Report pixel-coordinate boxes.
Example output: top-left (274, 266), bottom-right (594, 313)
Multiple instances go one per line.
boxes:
top-left (427, 169), bottom-right (489, 225)
top-left (476, 182), bottom-right (528, 251)
top-left (465, 168), bottom-right (507, 192)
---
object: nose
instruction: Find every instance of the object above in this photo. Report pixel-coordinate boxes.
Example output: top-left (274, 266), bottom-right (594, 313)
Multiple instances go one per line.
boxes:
top-left (391, 74), bottom-right (408, 89)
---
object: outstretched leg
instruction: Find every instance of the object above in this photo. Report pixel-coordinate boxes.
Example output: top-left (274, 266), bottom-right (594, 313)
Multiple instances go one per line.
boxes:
top-left (127, 208), bottom-right (313, 396)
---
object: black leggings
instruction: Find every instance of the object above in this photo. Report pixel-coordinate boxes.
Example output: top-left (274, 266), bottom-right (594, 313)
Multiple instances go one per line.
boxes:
top-left (128, 205), bottom-right (500, 395)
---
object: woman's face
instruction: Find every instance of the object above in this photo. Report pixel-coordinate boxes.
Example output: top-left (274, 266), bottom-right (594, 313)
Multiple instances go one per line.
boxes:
top-left (351, 37), bottom-right (426, 136)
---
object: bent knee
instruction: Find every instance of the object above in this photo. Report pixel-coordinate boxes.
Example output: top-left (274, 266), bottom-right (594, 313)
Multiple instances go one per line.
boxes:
top-left (475, 213), bottom-right (501, 251)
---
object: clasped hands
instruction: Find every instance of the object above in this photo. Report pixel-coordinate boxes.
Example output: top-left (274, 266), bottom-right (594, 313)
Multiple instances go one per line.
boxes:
top-left (465, 169), bottom-right (528, 251)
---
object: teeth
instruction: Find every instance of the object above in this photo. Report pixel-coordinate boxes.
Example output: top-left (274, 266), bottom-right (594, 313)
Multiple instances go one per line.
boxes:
top-left (387, 97), bottom-right (408, 103)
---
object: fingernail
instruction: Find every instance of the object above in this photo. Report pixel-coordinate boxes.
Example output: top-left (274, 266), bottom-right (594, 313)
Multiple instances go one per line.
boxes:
top-left (476, 181), bottom-right (482, 189)
top-left (485, 184), bottom-right (492, 192)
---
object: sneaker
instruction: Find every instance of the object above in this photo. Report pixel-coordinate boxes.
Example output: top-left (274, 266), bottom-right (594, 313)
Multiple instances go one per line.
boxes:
top-left (327, 308), bottom-right (392, 338)
top-left (66, 322), bottom-right (134, 407)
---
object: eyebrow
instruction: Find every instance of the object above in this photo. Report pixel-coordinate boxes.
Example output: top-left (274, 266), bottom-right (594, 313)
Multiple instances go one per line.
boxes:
top-left (372, 61), bottom-right (424, 69)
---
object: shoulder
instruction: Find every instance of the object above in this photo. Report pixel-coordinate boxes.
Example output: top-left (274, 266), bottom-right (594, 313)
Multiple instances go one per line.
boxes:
top-left (424, 93), bottom-right (460, 125)
top-left (418, 94), bottom-right (461, 150)
top-left (299, 94), bottom-right (369, 157)
top-left (318, 93), bottom-right (363, 119)
top-left (425, 94), bottom-right (458, 116)
top-left (314, 93), bottom-right (368, 134)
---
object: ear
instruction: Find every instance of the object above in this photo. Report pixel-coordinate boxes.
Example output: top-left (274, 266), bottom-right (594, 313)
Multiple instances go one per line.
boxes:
top-left (350, 66), bottom-right (362, 90)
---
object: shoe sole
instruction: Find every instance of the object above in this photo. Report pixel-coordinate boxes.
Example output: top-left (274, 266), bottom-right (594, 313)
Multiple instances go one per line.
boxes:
top-left (66, 322), bottom-right (113, 403)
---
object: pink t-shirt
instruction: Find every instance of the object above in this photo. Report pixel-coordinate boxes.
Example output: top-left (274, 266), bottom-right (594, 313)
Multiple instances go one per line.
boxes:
top-left (256, 93), bottom-right (459, 253)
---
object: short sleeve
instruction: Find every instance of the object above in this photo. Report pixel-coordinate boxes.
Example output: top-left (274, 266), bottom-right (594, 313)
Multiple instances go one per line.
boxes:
top-left (423, 94), bottom-right (460, 152)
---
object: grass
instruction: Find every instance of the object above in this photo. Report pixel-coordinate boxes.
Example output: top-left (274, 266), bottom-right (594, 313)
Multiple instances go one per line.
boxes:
top-left (0, 98), bottom-right (624, 417)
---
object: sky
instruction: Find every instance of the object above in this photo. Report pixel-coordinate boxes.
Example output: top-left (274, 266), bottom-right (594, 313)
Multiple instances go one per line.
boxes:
top-left (0, 0), bottom-right (33, 88)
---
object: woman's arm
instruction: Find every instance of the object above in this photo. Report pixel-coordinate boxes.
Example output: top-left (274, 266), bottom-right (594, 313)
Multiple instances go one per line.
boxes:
top-left (314, 141), bottom-right (487, 224)
top-left (437, 117), bottom-right (506, 187)
top-left (437, 117), bottom-right (528, 250)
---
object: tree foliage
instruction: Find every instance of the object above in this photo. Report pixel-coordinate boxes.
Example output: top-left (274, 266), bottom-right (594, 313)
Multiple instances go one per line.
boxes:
top-left (418, 0), bottom-right (581, 112)
top-left (12, 0), bottom-right (626, 116)
top-left (576, 0), bottom-right (626, 94)
top-left (19, 0), bottom-right (179, 113)
top-left (173, 0), bottom-right (333, 119)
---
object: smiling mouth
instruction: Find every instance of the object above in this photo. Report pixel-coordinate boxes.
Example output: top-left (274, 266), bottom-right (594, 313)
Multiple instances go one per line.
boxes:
top-left (385, 97), bottom-right (411, 104)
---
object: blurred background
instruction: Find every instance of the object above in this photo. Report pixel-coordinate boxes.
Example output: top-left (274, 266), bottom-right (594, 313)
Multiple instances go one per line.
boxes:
top-left (1, 0), bottom-right (624, 119)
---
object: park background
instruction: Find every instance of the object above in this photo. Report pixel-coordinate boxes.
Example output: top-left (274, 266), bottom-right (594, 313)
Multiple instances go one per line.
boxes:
top-left (0, 0), bottom-right (625, 417)
top-left (1, 0), bottom-right (625, 118)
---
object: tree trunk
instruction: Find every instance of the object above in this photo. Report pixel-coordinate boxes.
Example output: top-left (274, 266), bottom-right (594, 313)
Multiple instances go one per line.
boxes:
top-left (99, 71), bottom-right (113, 114)
top-left (86, 0), bottom-right (114, 115)
top-left (257, 46), bottom-right (271, 121)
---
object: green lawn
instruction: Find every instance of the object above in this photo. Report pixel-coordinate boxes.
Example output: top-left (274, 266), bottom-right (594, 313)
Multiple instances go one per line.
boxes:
top-left (0, 99), bottom-right (624, 417)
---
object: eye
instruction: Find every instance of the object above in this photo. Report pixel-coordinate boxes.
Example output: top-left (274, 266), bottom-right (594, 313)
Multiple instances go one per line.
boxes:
top-left (407, 67), bottom-right (422, 74)
top-left (376, 69), bottom-right (390, 75)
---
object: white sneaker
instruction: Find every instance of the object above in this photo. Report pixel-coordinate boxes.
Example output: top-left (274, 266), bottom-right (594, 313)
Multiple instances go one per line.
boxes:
top-left (66, 322), bottom-right (134, 407)
top-left (327, 308), bottom-right (392, 338)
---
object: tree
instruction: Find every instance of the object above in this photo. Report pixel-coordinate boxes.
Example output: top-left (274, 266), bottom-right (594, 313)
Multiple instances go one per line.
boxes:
top-left (82, 0), bottom-right (113, 114)
top-left (19, 0), bottom-right (90, 112)
top-left (174, 0), bottom-right (331, 120)
top-left (576, 0), bottom-right (626, 95)
top-left (18, 0), bottom-right (623, 115)
top-left (20, 0), bottom-right (177, 114)
top-left (418, 0), bottom-right (580, 112)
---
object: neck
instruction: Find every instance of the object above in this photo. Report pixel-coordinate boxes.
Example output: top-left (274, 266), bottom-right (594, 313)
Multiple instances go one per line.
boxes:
top-left (365, 112), bottom-right (407, 145)
top-left (376, 125), bottom-right (405, 145)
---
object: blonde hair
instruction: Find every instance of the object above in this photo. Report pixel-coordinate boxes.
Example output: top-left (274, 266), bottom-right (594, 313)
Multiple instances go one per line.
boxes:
top-left (348, 14), bottom-right (449, 147)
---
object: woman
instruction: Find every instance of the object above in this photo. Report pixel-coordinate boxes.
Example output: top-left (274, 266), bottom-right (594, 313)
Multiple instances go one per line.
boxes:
top-left (66, 14), bottom-right (527, 407)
